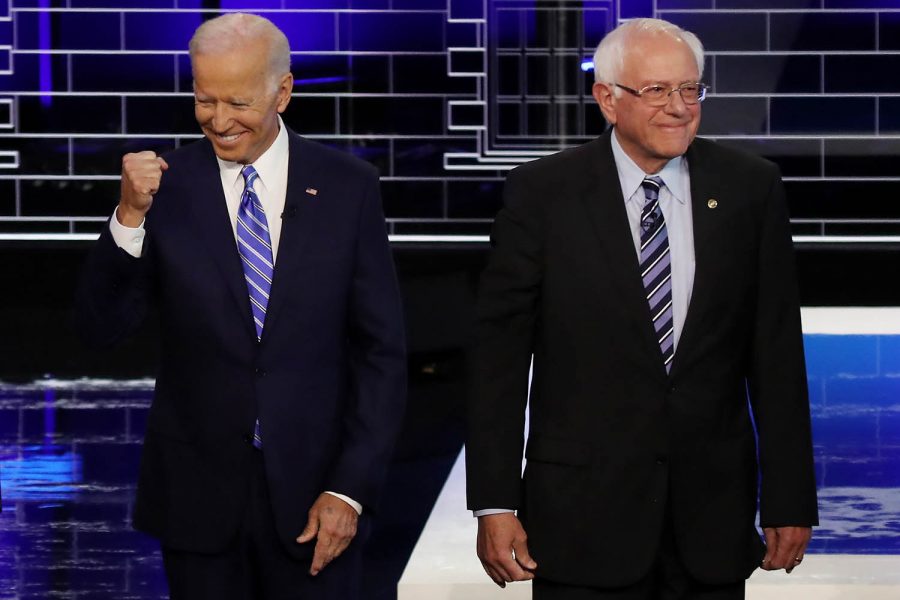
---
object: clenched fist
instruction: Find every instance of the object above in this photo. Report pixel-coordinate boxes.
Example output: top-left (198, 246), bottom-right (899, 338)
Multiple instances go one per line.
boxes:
top-left (118, 151), bottom-right (169, 227)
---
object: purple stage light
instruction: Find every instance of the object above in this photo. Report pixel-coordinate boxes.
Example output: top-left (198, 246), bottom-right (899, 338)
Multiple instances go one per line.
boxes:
top-left (38, 0), bottom-right (52, 107)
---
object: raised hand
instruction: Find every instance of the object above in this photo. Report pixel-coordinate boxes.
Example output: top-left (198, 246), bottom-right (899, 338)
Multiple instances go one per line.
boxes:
top-left (118, 151), bottom-right (169, 227)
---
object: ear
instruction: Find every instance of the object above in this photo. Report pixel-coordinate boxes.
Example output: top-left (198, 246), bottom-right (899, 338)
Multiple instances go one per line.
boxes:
top-left (275, 72), bottom-right (293, 113)
top-left (592, 81), bottom-right (617, 126)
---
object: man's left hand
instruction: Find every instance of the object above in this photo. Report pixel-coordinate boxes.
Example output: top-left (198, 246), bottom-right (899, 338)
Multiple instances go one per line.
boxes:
top-left (761, 526), bottom-right (812, 574)
top-left (296, 493), bottom-right (359, 575)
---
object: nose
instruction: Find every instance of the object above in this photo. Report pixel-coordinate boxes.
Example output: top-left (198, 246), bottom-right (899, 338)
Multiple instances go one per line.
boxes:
top-left (210, 103), bottom-right (235, 131)
top-left (663, 88), bottom-right (689, 116)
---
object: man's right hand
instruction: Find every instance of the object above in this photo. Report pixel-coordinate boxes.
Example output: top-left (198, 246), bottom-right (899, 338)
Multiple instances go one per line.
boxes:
top-left (118, 151), bottom-right (168, 227)
top-left (476, 512), bottom-right (537, 588)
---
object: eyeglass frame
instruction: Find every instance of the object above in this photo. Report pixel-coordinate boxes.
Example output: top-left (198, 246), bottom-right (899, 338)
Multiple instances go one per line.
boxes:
top-left (613, 82), bottom-right (709, 106)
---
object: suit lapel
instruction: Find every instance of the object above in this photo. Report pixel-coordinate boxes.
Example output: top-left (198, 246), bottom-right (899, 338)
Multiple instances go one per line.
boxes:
top-left (578, 132), bottom-right (668, 377)
top-left (187, 140), bottom-right (256, 338)
top-left (260, 132), bottom-right (319, 340)
top-left (671, 140), bottom-right (720, 375)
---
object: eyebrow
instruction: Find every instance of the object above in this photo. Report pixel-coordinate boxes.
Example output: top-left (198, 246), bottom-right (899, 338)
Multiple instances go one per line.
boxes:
top-left (192, 94), bottom-right (256, 105)
top-left (637, 79), bottom-right (700, 86)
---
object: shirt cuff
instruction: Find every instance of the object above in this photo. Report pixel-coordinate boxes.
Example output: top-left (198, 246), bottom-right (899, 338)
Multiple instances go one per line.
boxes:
top-left (473, 508), bottom-right (515, 518)
top-left (325, 491), bottom-right (363, 516)
top-left (109, 206), bottom-right (146, 258)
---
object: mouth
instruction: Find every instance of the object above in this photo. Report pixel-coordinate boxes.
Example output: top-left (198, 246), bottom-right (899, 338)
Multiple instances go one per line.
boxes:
top-left (657, 123), bottom-right (690, 133)
top-left (212, 131), bottom-right (244, 144)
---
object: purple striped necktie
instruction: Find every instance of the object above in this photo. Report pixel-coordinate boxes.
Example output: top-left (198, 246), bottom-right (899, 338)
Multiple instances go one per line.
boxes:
top-left (639, 176), bottom-right (675, 373)
top-left (236, 164), bottom-right (272, 448)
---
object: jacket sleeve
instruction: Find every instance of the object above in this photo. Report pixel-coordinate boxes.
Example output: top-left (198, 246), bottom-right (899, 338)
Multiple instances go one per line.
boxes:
top-left (466, 167), bottom-right (544, 511)
top-left (324, 170), bottom-right (407, 511)
top-left (74, 221), bottom-right (155, 350)
top-left (747, 164), bottom-right (819, 528)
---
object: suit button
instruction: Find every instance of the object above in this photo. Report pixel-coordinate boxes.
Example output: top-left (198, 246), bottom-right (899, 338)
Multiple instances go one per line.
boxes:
top-left (656, 456), bottom-right (667, 465)
top-left (669, 384), bottom-right (676, 393)
top-left (255, 367), bottom-right (266, 377)
top-left (242, 434), bottom-right (252, 444)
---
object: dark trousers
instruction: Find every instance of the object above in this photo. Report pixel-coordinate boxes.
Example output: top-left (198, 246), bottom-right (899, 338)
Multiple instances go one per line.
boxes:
top-left (162, 450), bottom-right (363, 600)
top-left (533, 511), bottom-right (744, 600)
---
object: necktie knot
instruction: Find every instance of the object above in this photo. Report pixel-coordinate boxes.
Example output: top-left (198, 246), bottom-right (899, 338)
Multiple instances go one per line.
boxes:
top-left (241, 165), bottom-right (259, 191)
top-left (640, 176), bottom-right (665, 232)
top-left (641, 176), bottom-right (664, 202)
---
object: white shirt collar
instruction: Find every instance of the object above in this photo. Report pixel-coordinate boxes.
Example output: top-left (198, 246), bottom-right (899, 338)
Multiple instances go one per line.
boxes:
top-left (610, 127), bottom-right (690, 205)
top-left (215, 114), bottom-right (289, 191)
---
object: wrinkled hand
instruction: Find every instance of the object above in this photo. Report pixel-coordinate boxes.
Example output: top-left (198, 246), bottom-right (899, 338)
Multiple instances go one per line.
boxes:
top-left (476, 513), bottom-right (537, 587)
top-left (296, 493), bottom-right (359, 576)
top-left (119, 151), bottom-right (168, 227)
top-left (761, 526), bottom-right (812, 574)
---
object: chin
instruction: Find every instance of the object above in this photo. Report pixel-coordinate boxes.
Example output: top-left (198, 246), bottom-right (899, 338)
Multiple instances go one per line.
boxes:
top-left (210, 143), bottom-right (247, 163)
top-left (654, 140), bottom-right (691, 159)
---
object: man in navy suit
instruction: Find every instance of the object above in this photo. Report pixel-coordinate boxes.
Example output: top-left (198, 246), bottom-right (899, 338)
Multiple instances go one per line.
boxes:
top-left (76, 13), bottom-right (406, 599)
top-left (467, 18), bottom-right (817, 599)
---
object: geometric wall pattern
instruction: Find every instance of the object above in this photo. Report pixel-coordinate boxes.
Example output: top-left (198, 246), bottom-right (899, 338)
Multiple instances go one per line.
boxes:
top-left (1, 0), bottom-right (899, 240)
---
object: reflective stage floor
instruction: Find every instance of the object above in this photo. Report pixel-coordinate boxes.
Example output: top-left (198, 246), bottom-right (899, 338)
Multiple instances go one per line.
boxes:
top-left (399, 308), bottom-right (900, 598)
top-left (0, 371), bottom-right (466, 600)
top-left (2, 308), bottom-right (899, 599)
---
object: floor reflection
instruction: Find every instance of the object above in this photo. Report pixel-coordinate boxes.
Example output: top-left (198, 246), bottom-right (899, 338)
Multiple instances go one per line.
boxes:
top-left (0, 380), bottom-right (164, 599)
top-left (1, 332), bottom-right (898, 598)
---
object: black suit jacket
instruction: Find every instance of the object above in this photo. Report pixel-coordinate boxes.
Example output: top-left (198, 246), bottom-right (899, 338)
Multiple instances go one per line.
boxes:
top-left (466, 130), bottom-right (817, 586)
top-left (76, 130), bottom-right (406, 557)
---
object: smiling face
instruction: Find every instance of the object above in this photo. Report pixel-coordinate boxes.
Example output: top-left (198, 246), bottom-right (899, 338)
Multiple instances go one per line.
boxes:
top-left (592, 31), bottom-right (701, 174)
top-left (192, 37), bottom-right (292, 165)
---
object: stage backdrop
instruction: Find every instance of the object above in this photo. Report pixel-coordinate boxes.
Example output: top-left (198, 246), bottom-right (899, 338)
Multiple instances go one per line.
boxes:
top-left (0, 0), bottom-right (899, 243)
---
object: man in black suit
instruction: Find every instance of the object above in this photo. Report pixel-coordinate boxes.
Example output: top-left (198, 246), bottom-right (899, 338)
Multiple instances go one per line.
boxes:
top-left (76, 13), bottom-right (406, 599)
top-left (466, 18), bottom-right (817, 599)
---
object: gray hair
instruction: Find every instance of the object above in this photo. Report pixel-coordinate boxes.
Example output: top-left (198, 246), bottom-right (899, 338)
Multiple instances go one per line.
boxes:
top-left (189, 13), bottom-right (291, 90)
top-left (592, 18), bottom-right (704, 90)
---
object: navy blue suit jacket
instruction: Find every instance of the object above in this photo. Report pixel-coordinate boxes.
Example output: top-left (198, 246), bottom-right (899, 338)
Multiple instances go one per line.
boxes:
top-left (76, 130), bottom-right (406, 557)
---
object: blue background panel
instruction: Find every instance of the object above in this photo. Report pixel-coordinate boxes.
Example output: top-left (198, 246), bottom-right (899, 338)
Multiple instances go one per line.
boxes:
top-left (2, 0), bottom-right (900, 235)
top-left (769, 97), bottom-right (877, 135)
top-left (124, 12), bottom-right (205, 51)
top-left (770, 12), bottom-right (876, 52)
top-left (714, 55), bottom-right (821, 95)
top-left (663, 12), bottom-right (767, 51)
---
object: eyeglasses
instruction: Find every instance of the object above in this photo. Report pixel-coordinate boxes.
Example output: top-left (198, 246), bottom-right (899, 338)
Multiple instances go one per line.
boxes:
top-left (614, 82), bottom-right (708, 106)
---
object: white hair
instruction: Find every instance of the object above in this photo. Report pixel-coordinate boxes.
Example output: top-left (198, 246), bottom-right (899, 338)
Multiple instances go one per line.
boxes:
top-left (189, 13), bottom-right (291, 90)
top-left (592, 18), bottom-right (704, 92)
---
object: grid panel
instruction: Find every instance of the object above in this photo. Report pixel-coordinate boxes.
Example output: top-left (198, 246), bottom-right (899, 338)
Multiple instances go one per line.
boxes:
top-left (0, 1), bottom-right (897, 239)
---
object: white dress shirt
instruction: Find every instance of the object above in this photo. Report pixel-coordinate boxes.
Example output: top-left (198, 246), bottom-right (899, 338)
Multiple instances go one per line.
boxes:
top-left (109, 117), bottom-right (363, 516)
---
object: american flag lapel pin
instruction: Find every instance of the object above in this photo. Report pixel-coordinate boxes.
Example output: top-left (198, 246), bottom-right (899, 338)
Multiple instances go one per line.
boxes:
top-left (305, 187), bottom-right (318, 196)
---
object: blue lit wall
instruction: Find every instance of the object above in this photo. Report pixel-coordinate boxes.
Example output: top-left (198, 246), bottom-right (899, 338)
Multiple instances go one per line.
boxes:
top-left (1, 0), bottom-right (899, 239)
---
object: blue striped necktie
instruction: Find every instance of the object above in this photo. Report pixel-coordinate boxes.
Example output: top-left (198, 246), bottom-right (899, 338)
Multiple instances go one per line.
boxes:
top-left (236, 164), bottom-right (272, 448)
top-left (639, 176), bottom-right (675, 373)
